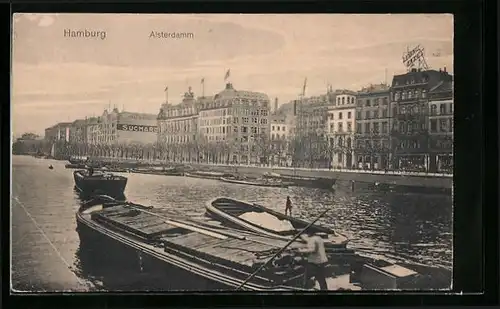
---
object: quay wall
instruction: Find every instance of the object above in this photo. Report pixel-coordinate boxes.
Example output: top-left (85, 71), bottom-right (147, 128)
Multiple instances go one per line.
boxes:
top-left (190, 163), bottom-right (453, 189)
top-left (88, 157), bottom-right (452, 189)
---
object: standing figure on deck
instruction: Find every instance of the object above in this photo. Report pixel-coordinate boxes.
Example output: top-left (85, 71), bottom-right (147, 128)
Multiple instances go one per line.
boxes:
top-left (298, 231), bottom-right (329, 290)
top-left (285, 196), bottom-right (292, 216)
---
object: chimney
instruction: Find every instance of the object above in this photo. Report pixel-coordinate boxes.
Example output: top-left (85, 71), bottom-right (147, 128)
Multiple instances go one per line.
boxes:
top-left (274, 98), bottom-right (278, 112)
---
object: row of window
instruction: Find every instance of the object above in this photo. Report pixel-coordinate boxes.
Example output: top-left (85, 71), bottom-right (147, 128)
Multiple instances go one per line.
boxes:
top-left (328, 111), bottom-right (352, 120)
top-left (355, 122), bottom-right (389, 134)
top-left (271, 133), bottom-right (286, 140)
top-left (330, 122), bottom-right (353, 133)
top-left (357, 97), bottom-right (389, 107)
top-left (336, 96), bottom-right (356, 105)
top-left (430, 103), bottom-right (453, 115)
top-left (200, 99), bottom-right (269, 111)
top-left (271, 125), bottom-right (286, 131)
top-left (356, 109), bottom-right (389, 120)
top-left (355, 139), bottom-right (390, 150)
top-left (163, 135), bottom-right (197, 144)
top-left (430, 118), bottom-right (453, 133)
top-left (393, 89), bottom-right (427, 101)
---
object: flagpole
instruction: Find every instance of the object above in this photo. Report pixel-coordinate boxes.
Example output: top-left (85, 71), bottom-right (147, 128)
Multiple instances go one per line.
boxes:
top-left (164, 86), bottom-right (169, 103)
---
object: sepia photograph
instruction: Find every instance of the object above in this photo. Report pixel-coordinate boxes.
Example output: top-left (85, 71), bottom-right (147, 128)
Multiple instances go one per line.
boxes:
top-left (11, 13), bottom-right (453, 292)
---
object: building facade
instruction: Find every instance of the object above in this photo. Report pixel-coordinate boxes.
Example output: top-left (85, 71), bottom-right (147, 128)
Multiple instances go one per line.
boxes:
top-left (69, 119), bottom-right (88, 144)
top-left (269, 114), bottom-right (289, 166)
top-left (87, 108), bottom-right (158, 146)
top-left (327, 90), bottom-right (356, 168)
top-left (293, 95), bottom-right (330, 168)
top-left (44, 122), bottom-right (72, 142)
top-left (157, 88), bottom-right (201, 161)
top-left (355, 84), bottom-right (391, 169)
top-left (390, 68), bottom-right (453, 171)
top-left (428, 80), bottom-right (453, 173)
top-left (198, 82), bottom-right (270, 164)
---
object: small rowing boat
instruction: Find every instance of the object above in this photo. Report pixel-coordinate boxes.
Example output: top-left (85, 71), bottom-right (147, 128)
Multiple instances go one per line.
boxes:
top-left (205, 197), bottom-right (349, 252)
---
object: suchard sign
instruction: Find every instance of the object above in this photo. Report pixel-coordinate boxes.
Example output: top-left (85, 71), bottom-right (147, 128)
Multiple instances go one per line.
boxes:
top-left (117, 124), bottom-right (158, 133)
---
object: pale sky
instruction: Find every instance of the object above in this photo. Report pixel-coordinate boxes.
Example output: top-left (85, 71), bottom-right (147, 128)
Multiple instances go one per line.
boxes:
top-left (11, 13), bottom-right (453, 136)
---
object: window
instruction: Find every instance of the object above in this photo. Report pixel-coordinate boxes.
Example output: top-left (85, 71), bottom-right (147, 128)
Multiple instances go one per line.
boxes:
top-left (243, 117), bottom-right (249, 123)
top-left (261, 110), bottom-right (268, 116)
top-left (392, 107), bottom-right (397, 117)
top-left (365, 111), bottom-right (370, 119)
top-left (431, 104), bottom-right (437, 115)
top-left (382, 122), bottom-right (388, 133)
top-left (382, 97), bottom-right (388, 105)
top-left (337, 98), bottom-right (340, 104)
top-left (347, 122), bottom-right (352, 132)
top-left (415, 90), bottom-right (420, 98)
top-left (430, 119), bottom-right (437, 132)
top-left (395, 92), bottom-right (400, 101)
top-left (440, 104), bottom-right (446, 115)
top-left (260, 118), bottom-right (267, 125)
top-left (422, 90), bottom-right (427, 98)
top-left (402, 91), bottom-right (406, 100)
top-left (373, 110), bottom-right (379, 118)
top-left (342, 97), bottom-right (345, 104)
top-left (449, 118), bottom-right (453, 131)
top-left (356, 124), bottom-right (361, 133)
top-left (365, 99), bottom-right (371, 107)
top-left (242, 126), bottom-right (248, 133)
top-left (339, 112), bottom-right (343, 120)
top-left (272, 126), bottom-right (275, 130)
top-left (252, 117), bottom-right (258, 124)
top-left (234, 126), bottom-right (238, 133)
top-left (357, 111), bottom-right (362, 119)
top-left (277, 126), bottom-right (280, 131)
top-left (330, 124), bottom-right (334, 132)
top-left (338, 122), bottom-right (343, 132)
top-left (357, 99), bottom-right (363, 107)
top-left (374, 98), bottom-right (380, 106)
top-left (364, 123), bottom-right (370, 133)
top-left (439, 119), bottom-right (448, 132)
top-left (338, 153), bottom-right (343, 163)
top-left (348, 112), bottom-right (351, 119)
top-left (382, 109), bottom-right (388, 118)
top-left (282, 126), bottom-right (286, 131)
top-left (373, 122), bottom-right (379, 133)
top-left (449, 103), bottom-right (453, 114)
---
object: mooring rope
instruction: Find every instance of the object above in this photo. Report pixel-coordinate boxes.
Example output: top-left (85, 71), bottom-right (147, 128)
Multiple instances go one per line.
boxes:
top-left (12, 196), bottom-right (91, 289)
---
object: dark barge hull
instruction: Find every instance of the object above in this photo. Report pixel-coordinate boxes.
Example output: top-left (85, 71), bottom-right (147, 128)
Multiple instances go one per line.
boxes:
top-left (76, 218), bottom-right (228, 291)
top-left (75, 205), bottom-right (305, 291)
top-left (73, 171), bottom-right (127, 198)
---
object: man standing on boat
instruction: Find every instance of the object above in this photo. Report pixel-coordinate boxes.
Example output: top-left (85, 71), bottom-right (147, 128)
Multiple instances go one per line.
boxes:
top-left (285, 196), bottom-right (293, 216)
top-left (297, 231), bottom-right (329, 290)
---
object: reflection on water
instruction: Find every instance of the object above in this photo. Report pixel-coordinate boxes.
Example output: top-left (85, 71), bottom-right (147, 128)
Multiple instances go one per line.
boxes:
top-left (11, 156), bottom-right (452, 291)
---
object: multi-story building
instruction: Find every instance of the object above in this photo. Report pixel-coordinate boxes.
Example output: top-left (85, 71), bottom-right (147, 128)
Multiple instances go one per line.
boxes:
top-left (44, 122), bottom-right (72, 142)
top-left (355, 84), bottom-right (391, 169)
top-left (428, 79), bottom-right (453, 173)
top-left (269, 114), bottom-right (288, 166)
top-left (157, 87), bottom-right (201, 161)
top-left (198, 82), bottom-right (270, 164)
top-left (327, 90), bottom-right (357, 168)
top-left (87, 108), bottom-right (158, 146)
top-left (86, 117), bottom-right (100, 145)
top-left (69, 119), bottom-right (88, 144)
top-left (390, 67), bottom-right (453, 171)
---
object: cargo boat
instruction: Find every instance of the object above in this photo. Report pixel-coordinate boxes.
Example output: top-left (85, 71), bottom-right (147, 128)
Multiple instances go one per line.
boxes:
top-left (66, 163), bottom-right (88, 169)
top-left (131, 166), bottom-right (184, 176)
top-left (76, 197), bottom-right (451, 291)
top-left (73, 170), bottom-right (127, 198)
top-left (206, 197), bottom-right (349, 253)
top-left (220, 177), bottom-right (291, 188)
top-left (184, 171), bottom-right (233, 180)
top-left (75, 200), bottom-right (315, 291)
top-left (264, 172), bottom-right (336, 190)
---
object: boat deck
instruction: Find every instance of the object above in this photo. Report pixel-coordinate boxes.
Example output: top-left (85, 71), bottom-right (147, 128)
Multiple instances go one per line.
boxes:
top-left (89, 203), bottom-right (307, 286)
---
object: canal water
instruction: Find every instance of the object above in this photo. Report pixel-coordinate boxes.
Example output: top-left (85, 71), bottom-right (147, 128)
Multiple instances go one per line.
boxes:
top-left (11, 155), bottom-right (453, 292)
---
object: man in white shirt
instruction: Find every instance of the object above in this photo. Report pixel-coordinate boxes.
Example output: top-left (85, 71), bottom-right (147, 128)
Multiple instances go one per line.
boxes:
top-left (297, 231), bottom-right (329, 290)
